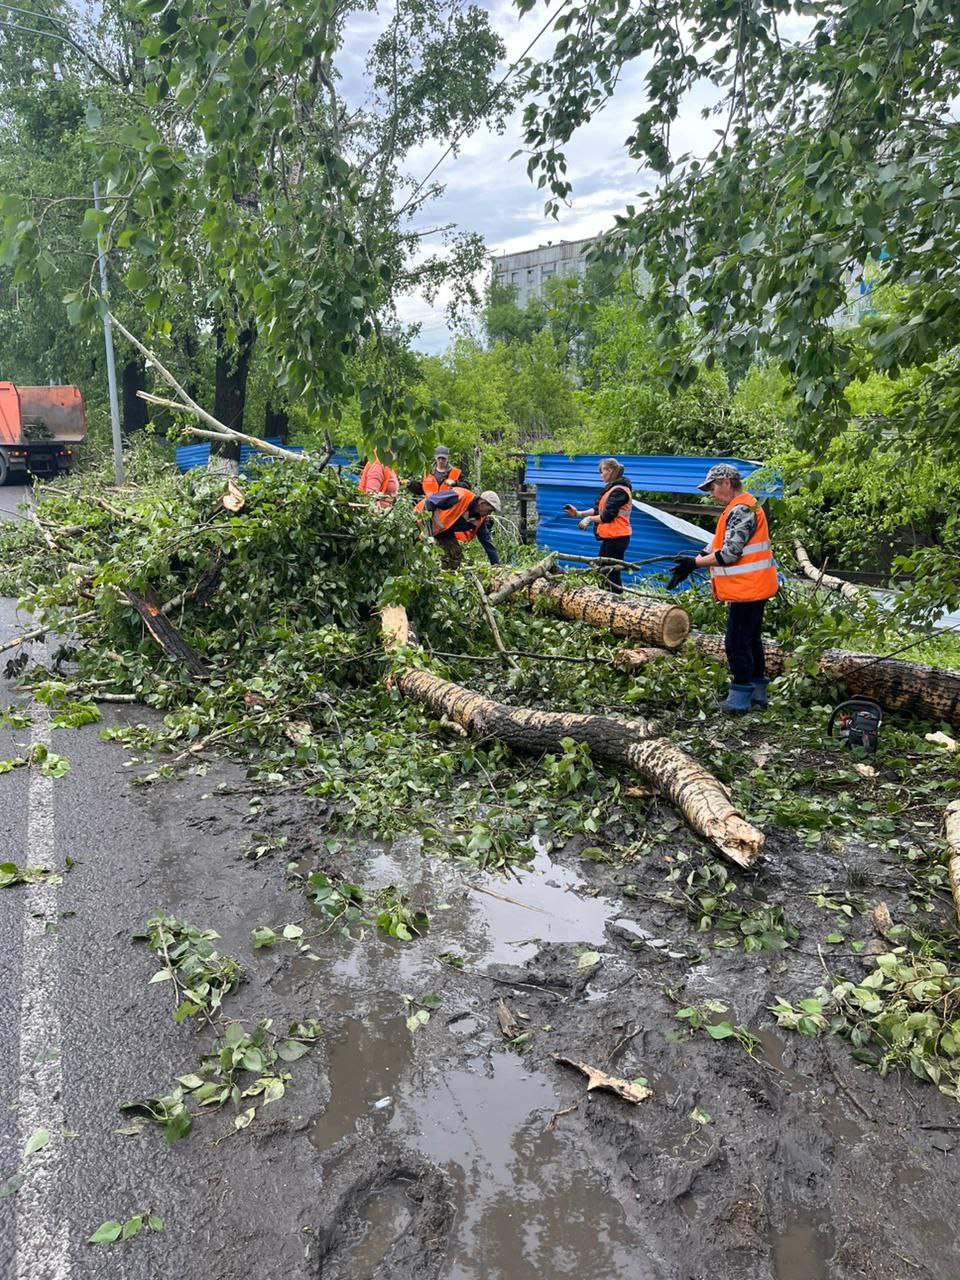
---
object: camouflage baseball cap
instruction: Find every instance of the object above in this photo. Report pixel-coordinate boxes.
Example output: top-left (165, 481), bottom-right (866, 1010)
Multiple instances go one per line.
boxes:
top-left (698, 463), bottom-right (742, 491)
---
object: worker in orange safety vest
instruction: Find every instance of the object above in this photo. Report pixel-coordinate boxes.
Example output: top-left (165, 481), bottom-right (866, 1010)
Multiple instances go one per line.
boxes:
top-left (563, 457), bottom-right (634, 593)
top-left (358, 456), bottom-right (399, 509)
top-left (408, 445), bottom-right (461, 500)
top-left (423, 486), bottom-right (501, 570)
top-left (667, 463), bottom-right (778, 714)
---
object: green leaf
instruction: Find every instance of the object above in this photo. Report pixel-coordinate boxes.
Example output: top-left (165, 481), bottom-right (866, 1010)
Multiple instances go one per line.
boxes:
top-left (706, 1022), bottom-right (735, 1040)
top-left (148, 1215), bottom-right (164, 1232)
top-left (0, 1173), bottom-right (26, 1199)
top-left (87, 1221), bottom-right (123, 1244)
top-left (23, 1127), bottom-right (50, 1158)
top-left (576, 950), bottom-right (601, 970)
top-left (251, 926), bottom-right (278, 948)
top-left (281, 923), bottom-right (303, 940)
top-left (122, 1215), bottom-right (143, 1240)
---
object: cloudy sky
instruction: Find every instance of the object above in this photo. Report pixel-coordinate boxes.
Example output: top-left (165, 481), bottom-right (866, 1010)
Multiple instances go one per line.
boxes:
top-left (345, 0), bottom-right (675, 353)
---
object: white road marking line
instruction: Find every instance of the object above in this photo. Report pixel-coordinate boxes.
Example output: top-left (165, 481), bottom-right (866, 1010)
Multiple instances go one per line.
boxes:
top-left (15, 705), bottom-right (70, 1280)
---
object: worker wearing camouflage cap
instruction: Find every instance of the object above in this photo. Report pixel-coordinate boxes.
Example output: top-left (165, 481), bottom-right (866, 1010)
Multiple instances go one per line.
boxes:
top-left (669, 464), bottom-right (778, 713)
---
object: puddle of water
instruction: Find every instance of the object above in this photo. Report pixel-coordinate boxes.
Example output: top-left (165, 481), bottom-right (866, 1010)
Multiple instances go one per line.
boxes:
top-left (308, 1002), bottom-right (413, 1153)
top-left (468, 838), bottom-right (618, 966)
top-left (772, 1207), bottom-right (835, 1280)
top-left (393, 1053), bottom-right (651, 1280)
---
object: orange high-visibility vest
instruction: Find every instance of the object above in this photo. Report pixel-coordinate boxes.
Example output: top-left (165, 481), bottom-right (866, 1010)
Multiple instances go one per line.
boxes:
top-left (422, 465), bottom-right (461, 496)
top-left (596, 484), bottom-right (633, 540)
top-left (709, 493), bottom-right (778, 602)
top-left (358, 460), bottom-right (398, 494)
top-left (430, 487), bottom-right (483, 544)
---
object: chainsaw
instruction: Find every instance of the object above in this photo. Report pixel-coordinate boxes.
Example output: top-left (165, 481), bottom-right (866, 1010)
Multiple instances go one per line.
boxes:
top-left (827, 698), bottom-right (883, 755)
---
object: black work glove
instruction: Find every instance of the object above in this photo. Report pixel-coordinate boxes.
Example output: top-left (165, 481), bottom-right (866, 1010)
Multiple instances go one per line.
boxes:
top-left (666, 555), bottom-right (698, 591)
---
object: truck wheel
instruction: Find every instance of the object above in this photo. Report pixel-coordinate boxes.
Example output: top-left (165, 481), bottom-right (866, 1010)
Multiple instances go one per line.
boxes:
top-left (0, 452), bottom-right (8, 486)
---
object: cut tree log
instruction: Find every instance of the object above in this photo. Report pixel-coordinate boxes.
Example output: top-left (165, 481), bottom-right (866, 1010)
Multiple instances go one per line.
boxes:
top-left (612, 648), bottom-right (673, 672)
top-left (487, 553), bottom-right (559, 606)
top-left (499, 576), bottom-right (690, 650)
top-left (381, 607), bottom-right (762, 867)
top-left (794, 541), bottom-right (871, 610)
top-left (693, 634), bottom-right (960, 729)
top-left (943, 801), bottom-right (960, 927)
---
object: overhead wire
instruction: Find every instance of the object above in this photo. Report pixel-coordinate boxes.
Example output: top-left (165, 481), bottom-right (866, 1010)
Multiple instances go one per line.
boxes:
top-left (398, 0), bottom-right (574, 221)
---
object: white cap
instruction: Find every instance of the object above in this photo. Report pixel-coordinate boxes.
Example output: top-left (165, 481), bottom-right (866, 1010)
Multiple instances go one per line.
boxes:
top-left (479, 490), bottom-right (502, 512)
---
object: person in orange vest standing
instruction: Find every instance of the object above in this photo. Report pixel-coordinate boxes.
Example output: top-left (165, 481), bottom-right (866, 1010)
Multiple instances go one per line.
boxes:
top-left (563, 457), bottom-right (633, 594)
top-left (358, 455), bottom-right (399, 509)
top-left (408, 445), bottom-right (461, 499)
top-left (424, 486), bottom-right (501, 570)
top-left (668, 464), bottom-right (778, 714)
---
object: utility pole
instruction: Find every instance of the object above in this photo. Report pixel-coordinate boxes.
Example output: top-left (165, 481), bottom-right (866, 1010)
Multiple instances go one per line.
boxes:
top-left (93, 181), bottom-right (124, 486)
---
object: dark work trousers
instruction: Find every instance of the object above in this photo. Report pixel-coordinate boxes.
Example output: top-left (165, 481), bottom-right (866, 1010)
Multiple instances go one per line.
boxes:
top-left (434, 531), bottom-right (464, 571)
top-left (724, 600), bottom-right (768, 684)
top-left (597, 535), bottom-right (630, 594)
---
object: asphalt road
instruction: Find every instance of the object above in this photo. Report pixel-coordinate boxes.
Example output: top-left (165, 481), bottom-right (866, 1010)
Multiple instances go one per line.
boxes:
top-left (0, 482), bottom-right (327, 1280)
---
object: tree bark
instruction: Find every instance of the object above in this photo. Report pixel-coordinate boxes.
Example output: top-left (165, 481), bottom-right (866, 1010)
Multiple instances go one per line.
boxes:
top-left (264, 401), bottom-right (289, 444)
top-left (487, 554), bottom-right (558, 605)
top-left (381, 608), bottom-right (763, 867)
top-left (121, 357), bottom-right (148, 435)
top-left (518, 578), bottom-right (690, 650)
top-left (693, 634), bottom-right (960, 728)
top-left (212, 319), bottom-right (256, 460)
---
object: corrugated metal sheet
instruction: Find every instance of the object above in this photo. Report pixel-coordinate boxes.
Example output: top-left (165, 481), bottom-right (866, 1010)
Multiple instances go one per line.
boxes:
top-left (524, 453), bottom-right (780, 497)
top-left (524, 453), bottom-right (782, 585)
top-left (174, 439), bottom-right (304, 475)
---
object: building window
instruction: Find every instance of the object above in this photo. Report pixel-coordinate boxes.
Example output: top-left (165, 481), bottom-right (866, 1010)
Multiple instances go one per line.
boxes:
top-left (527, 268), bottom-right (535, 282)
top-left (510, 271), bottom-right (520, 284)
top-left (541, 263), bottom-right (556, 279)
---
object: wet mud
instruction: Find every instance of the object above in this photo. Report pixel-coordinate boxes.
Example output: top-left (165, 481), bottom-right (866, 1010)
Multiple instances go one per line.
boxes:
top-left (11, 698), bottom-right (958, 1280)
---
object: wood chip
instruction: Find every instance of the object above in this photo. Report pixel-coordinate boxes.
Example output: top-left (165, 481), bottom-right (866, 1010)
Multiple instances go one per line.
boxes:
top-left (870, 902), bottom-right (893, 937)
top-left (496, 999), bottom-right (520, 1040)
top-left (221, 480), bottom-right (245, 512)
top-left (551, 1054), bottom-right (652, 1104)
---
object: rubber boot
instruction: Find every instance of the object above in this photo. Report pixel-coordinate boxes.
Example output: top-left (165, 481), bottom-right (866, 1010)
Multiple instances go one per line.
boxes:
top-left (751, 677), bottom-right (771, 708)
top-left (719, 683), bottom-right (755, 714)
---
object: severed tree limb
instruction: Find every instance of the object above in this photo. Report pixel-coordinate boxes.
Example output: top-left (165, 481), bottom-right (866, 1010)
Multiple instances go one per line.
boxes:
top-left (943, 801), bottom-right (960, 927)
top-left (551, 1054), bottom-right (652, 1104)
top-left (487, 553), bottom-right (558, 605)
top-left (381, 607), bottom-right (763, 867)
top-left (794, 541), bottom-right (870, 610)
top-left (0, 611), bottom-right (97, 656)
top-left (495, 575), bottom-right (690, 650)
top-left (138, 394), bottom-right (303, 462)
top-left (467, 570), bottom-right (519, 670)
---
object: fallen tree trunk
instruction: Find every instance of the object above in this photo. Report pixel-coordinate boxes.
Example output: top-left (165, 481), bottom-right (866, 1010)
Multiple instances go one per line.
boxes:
top-left (944, 801), bottom-right (960, 927)
top-left (794, 541), bottom-right (871, 610)
top-left (382, 607), bottom-right (762, 867)
top-left (506, 577), bottom-right (690, 650)
top-left (693, 634), bottom-right (960, 728)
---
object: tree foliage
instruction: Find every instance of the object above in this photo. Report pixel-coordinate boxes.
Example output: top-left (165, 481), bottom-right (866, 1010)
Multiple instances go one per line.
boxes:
top-left (518, 0), bottom-right (960, 439)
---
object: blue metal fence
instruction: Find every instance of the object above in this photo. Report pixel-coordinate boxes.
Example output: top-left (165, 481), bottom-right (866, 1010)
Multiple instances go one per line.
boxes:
top-left (523, 453), bottom-right (782, 583)
top-left (175, 438), bottom-right (303, 475)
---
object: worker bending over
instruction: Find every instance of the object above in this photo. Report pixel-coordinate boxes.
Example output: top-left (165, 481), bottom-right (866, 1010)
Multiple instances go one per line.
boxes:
top-left (358, 456), bottom-right (399, 509)
top-left (669, 464), bottom-right (778, 714)
top-left (425, 486), bottom-right (501, 570)
top-left (408, 445), bottom-right (461, 498)
top-left (563, 457), bottom-right (633, 594)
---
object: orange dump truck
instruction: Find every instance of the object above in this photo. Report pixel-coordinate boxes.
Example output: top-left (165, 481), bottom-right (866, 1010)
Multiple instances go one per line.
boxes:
top-left (0, 384), bottom-right (86, 483)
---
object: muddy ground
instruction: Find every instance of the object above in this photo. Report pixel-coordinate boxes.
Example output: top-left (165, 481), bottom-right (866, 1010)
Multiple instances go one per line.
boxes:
top-left (3, 626), bottom-right (960, 1278)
